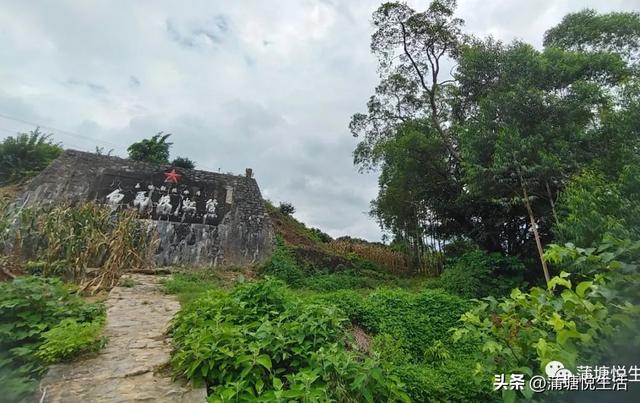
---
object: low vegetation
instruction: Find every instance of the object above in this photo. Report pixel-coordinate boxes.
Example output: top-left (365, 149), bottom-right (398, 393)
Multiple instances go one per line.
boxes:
top-left (0, 277), bottom-right (105, 401)
top-left (171, 279), bottom-right (409, 402)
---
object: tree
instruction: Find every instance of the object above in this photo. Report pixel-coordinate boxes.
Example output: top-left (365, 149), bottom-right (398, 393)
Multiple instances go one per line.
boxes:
top-left (555, 166), bottom-right (640, 247)
top-left (351, 2), bottom-right (640, 279)
top-left (171, 157), bottom-right (195, 169)
top-left (127, 132), bottom-right (172, 164)
top-left (278, 202), bottom-right (295, 216)
top-left (544, 9), bottom-right (640, 62)
top-left (0, 129), bottom-right (62, 185)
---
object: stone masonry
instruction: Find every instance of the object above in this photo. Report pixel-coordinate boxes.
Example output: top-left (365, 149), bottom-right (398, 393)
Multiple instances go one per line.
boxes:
top-left (18, 150), bottom-right (274, 267)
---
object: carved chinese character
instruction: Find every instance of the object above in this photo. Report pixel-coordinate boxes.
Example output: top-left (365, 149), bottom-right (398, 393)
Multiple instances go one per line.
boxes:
top-left (133, 191), bottom-right (152, 214)
top-left (156, 195), bottom-right (172, 216)
top-left (105, 189), bottom-right (124, 211)
top-left (203, 198), bottom-right (218, 224)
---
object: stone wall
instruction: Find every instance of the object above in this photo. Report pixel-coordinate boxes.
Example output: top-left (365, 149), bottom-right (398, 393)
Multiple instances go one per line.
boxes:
top-left (18, 150), bottom-right (274, 267)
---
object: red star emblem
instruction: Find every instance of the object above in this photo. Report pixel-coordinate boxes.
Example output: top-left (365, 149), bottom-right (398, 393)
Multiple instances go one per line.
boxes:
top-left (164, 169), bottom-right (181, 184)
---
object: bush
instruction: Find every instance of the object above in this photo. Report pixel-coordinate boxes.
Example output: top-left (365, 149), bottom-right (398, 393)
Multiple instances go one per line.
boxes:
top-left (555, 167), bottom-right (640, 247)
top-left (171, 156), bottom-right (195, 169)
top-left (308, 227), bottom-right (332, 243)
top-left (317, 288), bottom-right (472, 357)
top-left (314, 287), bottom-right (488, 402)
top-left (170, 278), bottom-right (409, 401)
top-left (391, 360), bottom-right (496, 403)
top-left (0, 129), bottom-right (62, 185)
top-left (434, 250), bottom-right (526, 299)
top-left (36, 318), bottom-right (106, 363)
top-left (452, 238), bottom-right (640, 402)
top-left (262, 239), bottom-right (304, 286)
top-left (0, 277), bottom-right (105, 401)
top-left (278, 201), bottom-right (296, 216)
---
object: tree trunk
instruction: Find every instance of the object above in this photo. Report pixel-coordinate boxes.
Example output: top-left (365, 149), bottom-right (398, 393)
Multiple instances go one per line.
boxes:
top-left (521, 180), bottom-right (551, 284)
top-left (545, 181), bottom-right (560, 227)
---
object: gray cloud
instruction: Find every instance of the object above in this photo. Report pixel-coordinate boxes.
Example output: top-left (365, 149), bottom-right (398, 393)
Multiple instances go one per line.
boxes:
top-left (0, 0), bottom-right (638, 241)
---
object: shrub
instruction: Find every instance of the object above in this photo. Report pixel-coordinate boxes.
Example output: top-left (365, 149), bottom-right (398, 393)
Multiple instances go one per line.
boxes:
top-left (308, 227), bottom-right (332, 243)
top-left (262, 239), bottom-right (304, 286)
top-left (0, 277), bottom-right (105, 401)
top-left (36, 318), bottom-right (107, 363)
top-left (0, 129), bottom-right (62, 185)
top-left (317, 288), bottom-right (472, 358)
top-left (434, 250), bottom-right (526, 299)
top-left (171, 156), bottom-right (195, 169)
top-left (555, 167), bottom-right (640, 247)
top-left (170, 278), bottom-right (409, 401)
top-left (391, 360), bottom-right (497, 403)
top-left (302, 272), bottom-right (379, 292)
top-left (278, 201), bottom-right (296, 216)
top-left (452, 238), bottom-right (640, 402)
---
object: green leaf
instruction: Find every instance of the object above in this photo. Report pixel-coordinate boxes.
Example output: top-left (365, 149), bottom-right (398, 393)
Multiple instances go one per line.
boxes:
top-left (272, 377), bottom-right (283, 391)
top-left (256, 354), bottom-right (272, 371)
top-left (576, 281), bottom-right (592, 298)
top-left (502, 388), bottom-right (516, 403)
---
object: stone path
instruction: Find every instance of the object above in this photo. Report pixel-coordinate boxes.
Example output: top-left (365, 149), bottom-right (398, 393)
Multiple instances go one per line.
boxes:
top-left (37, 274), bottom-right (207, 403)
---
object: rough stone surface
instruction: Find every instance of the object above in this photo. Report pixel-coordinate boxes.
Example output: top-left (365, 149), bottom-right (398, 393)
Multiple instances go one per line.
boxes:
top-left (37, 274), bottom-right (207, 403)
top-left (18, 150), bottom-right (274, 267)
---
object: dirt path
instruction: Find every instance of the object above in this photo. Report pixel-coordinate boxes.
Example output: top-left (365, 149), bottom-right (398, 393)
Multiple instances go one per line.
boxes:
top-left (37, 274), bottom-right (206, 402)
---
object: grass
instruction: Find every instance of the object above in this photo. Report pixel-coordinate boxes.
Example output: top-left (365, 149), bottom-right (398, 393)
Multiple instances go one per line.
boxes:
top-left (161, 270), bottom-right (228, 305)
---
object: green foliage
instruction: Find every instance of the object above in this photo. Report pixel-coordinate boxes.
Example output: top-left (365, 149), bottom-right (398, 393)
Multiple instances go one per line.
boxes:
top-left (555, 167), bottom-right (640, 247)
top-left (36, 318), bottom-right (106, 363)
top-left (452, 238), bottom-right (640, 401)
top-left (171, 156), bottom-right (195, 169)
top-left (127, 132), bottom-right (172, 164)
top-left (262, 238), bottom-right (304, 286)
top-left (316, 287), bottom-right (472, 358)
top-left (0, 277), bottom-right (104, 401)
top-left (308, 227), bottom-right (332, 243)
top-left (390, 360), bottom-right (497, 403)
top-left (161, 272), bottom-right (226, 306)
top-left (170, 278), bottom-right (409, 402)
top-left (433, 250), bottom-right (526, 299)
top-left (543, 9), bottom-right (640, 61)
top-left (0, 129), bottom-right (62, 185)
top-left (278, 201), bottom-right (296, 216)
top-left (301, 272), bottom-right (379, 292)
top-left (351, 1), bottom-right (640, 263)
top-left (314, 287), bottom-right (493, 402)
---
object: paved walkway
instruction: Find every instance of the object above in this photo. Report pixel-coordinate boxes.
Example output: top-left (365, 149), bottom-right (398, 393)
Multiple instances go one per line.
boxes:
top-left (37, 274), bottom-right (207, 402)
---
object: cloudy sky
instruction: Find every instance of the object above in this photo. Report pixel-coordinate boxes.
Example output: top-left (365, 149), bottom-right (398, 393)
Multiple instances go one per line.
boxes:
top-left (1, 0), bottom-right (637, 241)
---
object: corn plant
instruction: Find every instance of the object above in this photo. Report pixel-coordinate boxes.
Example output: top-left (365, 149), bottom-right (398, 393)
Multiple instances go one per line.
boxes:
top-left (2, 201), bottom-right (155, 293)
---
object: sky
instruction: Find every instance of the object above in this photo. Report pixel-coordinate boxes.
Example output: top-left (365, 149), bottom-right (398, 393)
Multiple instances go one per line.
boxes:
top-left (1, 0), bottom-right (638, 241)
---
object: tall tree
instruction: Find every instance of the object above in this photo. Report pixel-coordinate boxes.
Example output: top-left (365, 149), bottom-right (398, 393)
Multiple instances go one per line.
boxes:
top-left (351, 2), bottom-right (640, 279)
top-left (127, 132), bottom-right (172, 164)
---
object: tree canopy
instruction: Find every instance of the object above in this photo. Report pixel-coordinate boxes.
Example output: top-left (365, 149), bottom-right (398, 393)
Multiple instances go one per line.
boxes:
top-left (351, 1), bottom-right (640, 277)
top-left (171, 156), bottom-right (195, 170)
top-left (0, 129), bottom-right (62, 185)
top-left (127, 132), bottom-right (173, 164)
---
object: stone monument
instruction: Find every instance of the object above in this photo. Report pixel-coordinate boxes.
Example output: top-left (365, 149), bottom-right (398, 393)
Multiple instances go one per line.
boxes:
top-left (17, 150), bottom-right (274, 267)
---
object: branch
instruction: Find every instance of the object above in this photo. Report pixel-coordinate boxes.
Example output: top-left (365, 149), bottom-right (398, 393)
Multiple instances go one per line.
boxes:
top-left (400, 22), bottom-right (432, 96)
